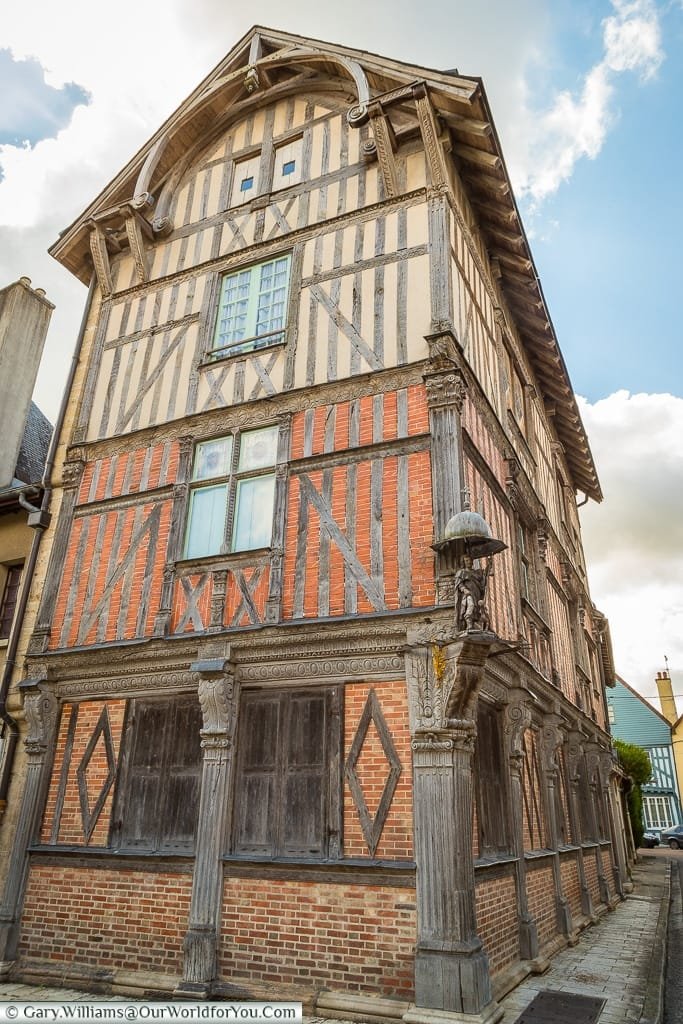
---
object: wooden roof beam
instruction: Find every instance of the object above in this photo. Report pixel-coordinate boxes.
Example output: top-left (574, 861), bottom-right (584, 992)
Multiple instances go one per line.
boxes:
top-left (454, 143), bottom-right (502, 172)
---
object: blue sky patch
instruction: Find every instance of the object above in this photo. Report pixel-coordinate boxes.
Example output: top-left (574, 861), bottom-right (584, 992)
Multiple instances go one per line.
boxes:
top-left (0, 48), bottom-right (90, 149)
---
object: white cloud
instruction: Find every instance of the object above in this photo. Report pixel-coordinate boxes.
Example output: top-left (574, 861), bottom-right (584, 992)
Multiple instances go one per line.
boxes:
top-left (512, 0), bottom-right (663, 203)
top-left (578, 391), bottom-right (683, 705)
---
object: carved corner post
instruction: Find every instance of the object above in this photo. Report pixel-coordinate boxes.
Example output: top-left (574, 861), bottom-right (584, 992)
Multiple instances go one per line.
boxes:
top-left (265, 415), bottom-right (291, 624)
top-left (28, 452), bottom-right (86, 654)
top-left (584, 742), bottom-right (612, 906)
top-left (564, 730), bottom-right (595, 920)
top-left (0, 677), bottom-right (58, 963)
top-left (503, 690), bottom-right (539, 961)
top-left (423, 345), bottom-right (467, 605)
top-left (597, 749), bottom-right (625, 898)
top-left (539, 712), bottom-right (573, 938)
top-left (177, 650), bottom-right (238, 997)
top-left (404, 628), bottom-right (503, 1024)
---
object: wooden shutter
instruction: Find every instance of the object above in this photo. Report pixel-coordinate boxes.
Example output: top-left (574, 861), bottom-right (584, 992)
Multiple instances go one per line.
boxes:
top-left (161, 698), bottom-right (203, 851)
top-left (476, 703), bottom-right (508, 856)
top-left (112, 696), bottom-right (201, 852)
top-left (232, 693), bottom-right (281, 856)
top-left (232, 688), bottom-right (340, 860)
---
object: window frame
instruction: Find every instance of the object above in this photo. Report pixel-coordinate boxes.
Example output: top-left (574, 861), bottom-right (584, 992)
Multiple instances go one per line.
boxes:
top-left (475, 701), bottom-right (510, 859)
top-left (182, 424), bottom-right (280, 561)
top-left (0, 562), bottom-right (23, 641)
top-left (209, 253), bottom-right (292, 361)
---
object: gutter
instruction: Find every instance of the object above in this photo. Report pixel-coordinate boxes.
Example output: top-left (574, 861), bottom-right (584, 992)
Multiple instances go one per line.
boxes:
top-left (0, 276), bottom-right (95, 822)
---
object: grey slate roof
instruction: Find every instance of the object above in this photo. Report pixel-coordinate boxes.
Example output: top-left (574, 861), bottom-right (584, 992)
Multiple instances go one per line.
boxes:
top-left (13, 402), bottom-right (53, 487)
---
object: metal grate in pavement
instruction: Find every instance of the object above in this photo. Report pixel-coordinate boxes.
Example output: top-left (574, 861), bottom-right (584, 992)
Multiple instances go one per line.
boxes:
top-left (511, 990), bottom-right (605, 1024)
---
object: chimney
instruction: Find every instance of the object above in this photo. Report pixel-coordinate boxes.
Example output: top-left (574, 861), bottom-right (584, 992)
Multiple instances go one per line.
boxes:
top-left (656, 670), bottom-right (678, 725)
top-left (0, 277), bottom-right (54, 488)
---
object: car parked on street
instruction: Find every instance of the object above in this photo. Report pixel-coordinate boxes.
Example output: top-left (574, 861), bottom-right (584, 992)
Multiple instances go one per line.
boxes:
top-left (642, 830), bottom-right (660, 848)
top-left (660, 824), bottom-right (683, 849)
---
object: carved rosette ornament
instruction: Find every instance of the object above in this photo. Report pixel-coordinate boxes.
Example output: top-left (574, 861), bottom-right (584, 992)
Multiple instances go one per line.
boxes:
top-left (347, 103), bottom-right (370, 127)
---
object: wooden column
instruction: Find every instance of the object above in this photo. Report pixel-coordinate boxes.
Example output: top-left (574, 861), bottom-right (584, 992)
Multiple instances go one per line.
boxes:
top-left (539, 711), bottom-right (573, 938)
top-left (0, 677), bottom-right (58, 962)
top-left (598, 750), bottom-right (625, 898)
top-left (503, 690), bottom-right (539, 961)
top-left (177, 650), bottom-right (238, 997)
top-left (585, 742), bottom-right (612, 905)
top-left (564, 731), bottom-right (595, 919)
top-left (405, 629), bottom-right (503, 1024)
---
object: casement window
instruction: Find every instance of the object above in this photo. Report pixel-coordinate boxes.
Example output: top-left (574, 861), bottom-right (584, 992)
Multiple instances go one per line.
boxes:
top-left (272, 137), bottom-right (303, 190)
top-left (184, 425), bottom-right (279, 559)
top-left (0, 563), bottom-right (23, 640)
top-left (111, 696), bottom-right (202, 853)
top-left (211, 254), bottom-right (291, 359)
top-left (475, 702), bottom-right (509, 857)
top-left (230, 154), bottom-right (261, 207)
top-left (231, 687), bottom-right (341, 860)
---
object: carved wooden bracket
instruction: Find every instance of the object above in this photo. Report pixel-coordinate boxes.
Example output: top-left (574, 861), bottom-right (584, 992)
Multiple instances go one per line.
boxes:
top-left (412, 82), bottom-right (448, 188)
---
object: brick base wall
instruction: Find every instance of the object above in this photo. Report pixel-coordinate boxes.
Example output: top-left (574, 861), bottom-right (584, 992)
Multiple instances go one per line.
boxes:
top-left (19, 865), bottom-right (191, 976)
top-left (584, 848), bottom-right (601, 904)
top-left (560, 855), bottom-right (583, 920)
top-left (475, 869), bottom-right (519, 976)
top-left (526, 863), bottom-right (556, 947)
top-left (219, 878), bottom-right (416, 1000)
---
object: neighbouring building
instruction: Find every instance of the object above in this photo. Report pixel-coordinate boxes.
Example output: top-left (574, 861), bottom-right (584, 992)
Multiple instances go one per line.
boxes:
top-left (655, 669), bottom-right (683, 816)
top-left (607, 674), bottom-right (682, 835)
top-left (0, 29), bottom-right (629, 1022)
top-left (0, 277), bottom-right (53, 818)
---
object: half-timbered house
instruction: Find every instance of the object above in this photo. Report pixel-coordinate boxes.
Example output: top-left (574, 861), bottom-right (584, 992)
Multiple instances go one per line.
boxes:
top-left (0, 28), bottom-right (629, 1023)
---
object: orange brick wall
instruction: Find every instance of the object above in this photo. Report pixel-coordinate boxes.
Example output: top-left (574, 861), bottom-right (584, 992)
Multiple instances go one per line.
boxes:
top-left (560, 855), bottom-right (583, 920)
top-left (41, 700), bottom-right (126, 846)
top-left (600, 846), bottom-right (615, 894)
top-left (19, 865), bottom-right (191, 976)
top-left (77, 443), bottom-right (179, 506)
top-left (475, 870), bottom-right (519, 976)
top-left (219, 878), bottom-right (416, 999)
top-left (343, 682), bottom-right (413, 860)
top-left (526, 863), bottom-right (557, 947)
top-left (50, 499), bottom-right (172, 649)
top-left (282, 452), bottom-right (434, 619)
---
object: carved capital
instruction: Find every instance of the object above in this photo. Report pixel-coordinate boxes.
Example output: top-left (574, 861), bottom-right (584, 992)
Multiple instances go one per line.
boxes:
top-left (20, 680), bottom-right (58, 757)
top-left (537, 517), bottom-right (550, 563)
top-left (62, 455), bottom-right (86, 490)
top-left (565, 729), bottom-right (586, 785)
top-left (425, 327), bottom-right (461, 370)
top-left (540, 711), bottom-right (565, 774)
top-left (424, 369), bottom-right (467, 411)
top-left (504, 689), bottom-right (532, 759)
top-left (193, 652), bottom-right (237, 744)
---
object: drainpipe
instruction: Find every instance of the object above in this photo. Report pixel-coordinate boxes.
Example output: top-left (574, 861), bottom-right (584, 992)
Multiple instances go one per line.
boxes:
top-left (0, 277), bottom-right (95, 822)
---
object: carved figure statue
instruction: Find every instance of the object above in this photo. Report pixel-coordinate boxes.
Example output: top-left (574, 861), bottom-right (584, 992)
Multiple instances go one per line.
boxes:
top-left (454, 555), bottom-right (489, 632)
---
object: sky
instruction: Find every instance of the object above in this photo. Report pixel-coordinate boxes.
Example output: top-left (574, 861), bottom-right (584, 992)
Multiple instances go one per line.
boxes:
top-left (1, 0), bottom-right (682, 708)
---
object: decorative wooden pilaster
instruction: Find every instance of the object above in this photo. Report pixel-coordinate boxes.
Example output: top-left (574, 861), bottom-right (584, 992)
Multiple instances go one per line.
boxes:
top-left (423, 335), bottom-right (467, 605)
top-left (177, 650), bottom-right (238, 997)
top-left (539, 712), bottom-right (573, 937)
top-left (405, 629), bottom-right (503, 1024)
top-left (0, 677), bottom-right (58, 963)
top-left (584, 742), bottom-right (612, 905)
top-left (598, 750), bottom-right (625, 898)
top-left (503, 690), bottom-right (539, 961)
top-left (564, 731), bottom-right (595, 919)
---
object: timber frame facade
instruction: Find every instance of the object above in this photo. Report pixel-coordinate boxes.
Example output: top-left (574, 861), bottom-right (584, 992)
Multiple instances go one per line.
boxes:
top-left (0, 28), bottom-right (629, 1023)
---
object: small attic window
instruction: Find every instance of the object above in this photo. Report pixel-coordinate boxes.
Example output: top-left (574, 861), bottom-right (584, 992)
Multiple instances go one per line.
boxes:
top-left (230, 154), bottom-right (260, 207)
top-left (240, 176), bottom-right (254, 192)
top-left (272, 137), bottom-right (303, 191)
